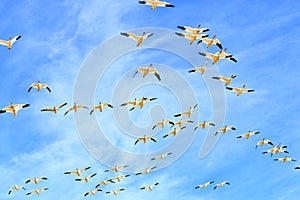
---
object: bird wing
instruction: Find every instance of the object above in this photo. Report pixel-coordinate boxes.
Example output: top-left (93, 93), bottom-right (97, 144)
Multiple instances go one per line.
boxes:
top-left (57, 103), bottom-right (67, 110)
top-left (121, 32), bottom-right (140, 41)
top-left (11, 35), bottom-right (21, 44)
top-left (15, 104), bottom-right (30, 111)
top-left (0, 39), bottom-right (9, 46)
top-left (27, 83), bottom-right (36, 92)
top-left (41, 108), bottom-right (53, 112)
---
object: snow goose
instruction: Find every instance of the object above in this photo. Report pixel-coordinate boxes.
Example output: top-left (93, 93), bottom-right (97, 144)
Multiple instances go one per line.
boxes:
top-left (237, 130), bottom-right (260, 139)
top-left (121, 98), bottom-right (139, 111)
top-left (152, 119), bottom-right (175, 130)
top-left (84, 189), bottom-right (102, 197)
top-left (274, 156), bottom-right (296, 163)
top-left (174, 104), bottom-right (197, 118)
top-left (226, 85), bottom-right (254, 96)
top-left (64, 166), bottom-right (91, 176)
top-left (90, 102), bottom-right (113, 115)
top-left (0, 102), bottom-right (30, 117)
top-left (0, 35), bottom-right (21, 50)
top-left (25, 177), bottom-right (47, 185)
top-left (133, 64), bottom-right (161, 81)
top-left (212, 74), bottom-right (236, 86)
top-left (75, 173), bottom-right (97, 183)
top-left (199, 48), bottom-right (237, 64)
top-left (8, 185), bottom-right (26, 195)
top-left (110, 174), bottom-right (130, 182)
top-left (197, 35), bottom-right (222, 49)
top-left (135, 135), bottom-right (157, 145)
top-left (138, 0), bottom-right (174, 10)
top-left (106, 188), bottom-right (124, 195)
top-left (262, 145), bottom-right (288, 157)
top-left (215, 126), bottom-right (236, 136)
top-left (255, 138), bottom-right (273, 149)
top-left (171, 119), bottom-right (194, 128)
top-left (137, 97), bottom-right (158, 109)
top-left (104, 165), bottom-right (128, 173)
top-left (95, 179), bottom-right (115, 188)
top-left (140, 182), bottom-right (159, 191)
top-left (64, 103), bottom-right (89, 115)
top-left (175, 32), bottom-right (208, 45)
top-left (177, 24), bottom-right (209, 34)
top-left (120, 32), bottom-right (153, 47)
top-left (41, 103), bottom-right (67, 114)
top-left (136, 166), bottom-right (157, 175)
top-left (195, 181), bottom-right (214, 189)
top-left (26, 188), bottom-right (48, 196)
top-left (213, 181), bottom-right (230, 190)
top-left (27, 80), bottom-right (51, 92)
top-left (163, 127), bottom-right (186, 138)
top-left (151, 152), bottom-right (172, 160)
top-left (194, 121), bottom-right (215, 131)
top-left (188, 61), bottom-right (208, 75)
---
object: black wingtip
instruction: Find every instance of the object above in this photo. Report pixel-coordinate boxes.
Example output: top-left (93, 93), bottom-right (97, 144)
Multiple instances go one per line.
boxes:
top-left (177, 26), bottom-right (185, 30)
top-left (138, 1), bottom-right (146, 4)
top-left (165, 4), bottom-right (175, 7)
top-left (198, 52), bottom-right (206, 56)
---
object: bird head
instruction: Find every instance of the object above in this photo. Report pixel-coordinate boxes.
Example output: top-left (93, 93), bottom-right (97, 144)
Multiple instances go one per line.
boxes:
top-left (231, 74), bottom-right (236, 78)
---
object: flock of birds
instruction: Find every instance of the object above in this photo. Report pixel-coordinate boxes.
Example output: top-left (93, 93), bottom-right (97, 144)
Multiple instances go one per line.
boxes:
top-left (1, 0), bottom-right (298, 198)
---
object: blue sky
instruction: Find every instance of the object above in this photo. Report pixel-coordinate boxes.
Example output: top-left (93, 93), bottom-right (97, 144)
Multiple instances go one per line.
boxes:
top-left (0, 0), bottom-right (299, 199)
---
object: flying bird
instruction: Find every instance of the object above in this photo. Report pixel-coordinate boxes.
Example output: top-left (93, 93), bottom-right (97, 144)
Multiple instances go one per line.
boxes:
top-left (274, 156), bottom-right (296, 163)
top-left (121, 98), bottom-right (140, 111)
top-left (75, 173), bottom-right (97, 183)
top-left (174, 104), bottom-right (197, 118)
top-left (0, 102), bottom-right (30, 117)
top-left (214, 181), bottom-right (230, 190)
top-left (255, 138), bottom-right (273, 149)
top-left (41, 103), bottom-right (67, 114)
top-left (137, 97), bottom-right (158, 109)
top-left (188, 61), bottom-right (208, 75)
top-left (199, 48), bottom-right (237, 64)
top-left (262, 145), bottom-right (288, 157)
top-left (135, 135), bottom-right (157, 145)
top-left (110, 175), bottom-right (130, 182)
top-left (171, 119), bottom-right (194, 128)
top-left (26, 188), bottom-right (48, 196)
top-left (64, 166), bottom-right (91, 176)
top-left (64, 103), bottom-right (89, 115)
top-left (90, 102), bottom-right (113, 115)
top-left (25, 177), bottom-right (47, 185)
top-left (175, 32), bottom-right (208, 45)
top-left (197, 35), bottom-right (222, 49)
top-left (195, 181), bottom-right (214, 189)
top-left (194, 121), bottom-right (215, 131)
top-left (152, 119), bottom-right (174, 130)
top-left (151, 152), bottom-right (172, 160)
top-left (106, 188), bottom-right (124, 195)
top-left (215, 126), bottom-right (236, 136)
top-left (84, 189), bottom-right (102, 197)
top-left (212, 74), bottom-right (236, 86)
top-left (136, 166), bottom-right (157, 175)
top-left (226, 85), bottom-right (254, 96)
top-left (177, 24), bottom-right (209, 34)
top-left (8, 185), bottom-right (26, 195)
top-left (0, 35), bottom-right (21, 50)
top-left (237, 130), bottom-right (260, 139)
top-left (27, 80), bottom-right (51, 92)
top-left (138, 0), bottom-right (174, 10)
top-left (104, 165), bottom-right (128, 173)
top-left (140, 182), bottom-right (159, 191)
top-left (133, 64), bottom-right (161, 81)
top-left (163, 127), bottom-right (186, 138)
top-left (95, 179), bottom-right (115, 188)
top-left (120, 32), bottom-right (153, 47)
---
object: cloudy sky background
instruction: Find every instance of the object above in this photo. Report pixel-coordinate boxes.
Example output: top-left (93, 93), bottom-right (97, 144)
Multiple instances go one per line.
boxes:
top-left (0, 0), bottom-right (299, 199)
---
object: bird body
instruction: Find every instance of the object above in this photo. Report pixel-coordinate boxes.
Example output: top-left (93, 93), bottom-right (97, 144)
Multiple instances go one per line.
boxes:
top-left (0, 35), bottom-right (21, 49)
top-left (28, 80), bottom-right (51, 92)
top-left (0, 102), bottom-right (30, 117)
top-left (41, 103), bottom-right (67, 114)
top-left (226, 85), bottom-right (254, 96)
top-left (138, 0), bottom-right (174, 10)
top-left (120, 32), bottom-right (153, 46)
top-left (133, 64), bottom-right (161, 81)
top-left (90, 102), bottom-right (113, 114)
top-left (212, 74), bottom-right (236, 86)
top-left (64, 166), bottom-right (91, 176)
top-left (194, 121), bottom-right (215, 131)
top-left (151, 152), bottom-right (172, 160)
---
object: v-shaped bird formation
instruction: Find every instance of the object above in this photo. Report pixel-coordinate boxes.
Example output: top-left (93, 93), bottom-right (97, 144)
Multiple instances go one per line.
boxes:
top-left (2, 0), bottom-right (298, 198)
